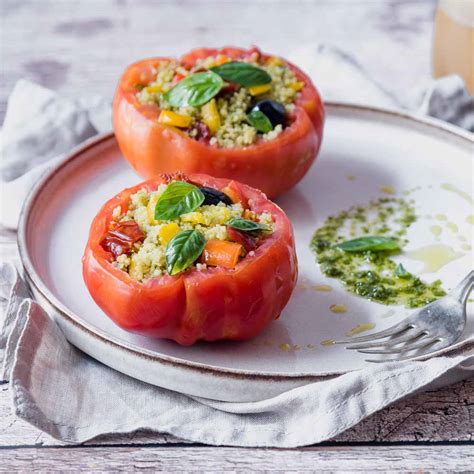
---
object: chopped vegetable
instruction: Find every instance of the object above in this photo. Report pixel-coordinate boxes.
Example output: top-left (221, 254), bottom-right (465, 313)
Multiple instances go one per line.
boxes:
top-left (180, 211), bottom-right (206, 225)
top-left (143, 84), bottom-right (162, 94)
top-left (266, 56), bottom-right (283, 67)
top-left (199, 186), bottom-right (233, 206)
top-left (158, 222), bottom-right (181, 245)
top-left (147, 193), bottom-right (160, 224)
top-left (200, 239), bottom-right (244, 268)
top-left (289, 81), bottom-right (304, 92)
top-left (100, 221), bottom-right (145, 259)
top-left (248, 83), bottom-right (272, 96)
top-left (158, 110), bottom-right (193, 128)
top-left (201, 99), bottom-right (221, 134)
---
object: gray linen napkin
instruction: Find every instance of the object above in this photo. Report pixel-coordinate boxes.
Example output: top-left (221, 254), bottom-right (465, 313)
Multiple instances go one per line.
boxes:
top-left (1, 45), bottom-right (473, 446)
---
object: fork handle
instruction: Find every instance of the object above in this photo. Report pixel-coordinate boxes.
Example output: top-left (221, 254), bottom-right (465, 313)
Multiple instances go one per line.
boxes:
top-left (450, 270), bottom-right (474, 304)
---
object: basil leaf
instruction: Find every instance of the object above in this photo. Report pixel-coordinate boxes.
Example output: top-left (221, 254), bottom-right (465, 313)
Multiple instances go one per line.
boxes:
top-left (395, 263), bottom-right (411, 278)
top-left (247, 110), bottom-right (273, 133)
top-left (163, 71), bottom-right (223, 107)
top-left (211, 61), bottom-right (272, 86)
top-left (334, 236), bottom-right (400, 252)
top-left (166, 230), bottom-right (206, 275)
top-left (227, 218), bottom-right (268, 233)
top-left (155, 181), bottom-right (205, 220)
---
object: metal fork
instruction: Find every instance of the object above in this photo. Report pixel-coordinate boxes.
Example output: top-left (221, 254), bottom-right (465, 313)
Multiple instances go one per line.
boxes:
top-left (335, 270), bottom-right (474, 362)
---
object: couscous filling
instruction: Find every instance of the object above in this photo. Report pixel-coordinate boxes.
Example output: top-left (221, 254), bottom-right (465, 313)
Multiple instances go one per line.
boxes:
top-left (101, 180), bottom-right (274, 281)
top-left (136, 50), bottom-right (303, 148)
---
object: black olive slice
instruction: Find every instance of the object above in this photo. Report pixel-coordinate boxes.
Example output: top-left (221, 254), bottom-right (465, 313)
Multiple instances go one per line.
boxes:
top-left (250, 99), bottom-right (287, 128)
top-left (199, 186), bottom-right (233, 206)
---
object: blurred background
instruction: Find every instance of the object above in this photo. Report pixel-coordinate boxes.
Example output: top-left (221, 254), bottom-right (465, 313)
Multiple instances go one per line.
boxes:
top-left (0, 0), bottom-right (439, 120)
top-left (1, 0), bottom-right (472, 122)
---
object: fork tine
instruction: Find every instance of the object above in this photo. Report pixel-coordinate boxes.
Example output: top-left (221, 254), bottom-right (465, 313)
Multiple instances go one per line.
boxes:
top-left (365, 338), bottom-right (450, 363)
top-left (334, 321), bottom-right (412, 345)
top-left (357, 336), bottom-right (438, 355)
top-left (345, 330), bottom-right (427, 350)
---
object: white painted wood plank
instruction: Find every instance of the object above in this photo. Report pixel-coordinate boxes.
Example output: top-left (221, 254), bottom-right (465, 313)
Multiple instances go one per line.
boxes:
top-left (1, 445), bottom-right (473, 471)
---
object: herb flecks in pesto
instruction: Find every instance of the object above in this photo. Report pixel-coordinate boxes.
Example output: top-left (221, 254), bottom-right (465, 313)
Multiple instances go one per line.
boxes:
top-left (310, 198), bottom-right (446, 308)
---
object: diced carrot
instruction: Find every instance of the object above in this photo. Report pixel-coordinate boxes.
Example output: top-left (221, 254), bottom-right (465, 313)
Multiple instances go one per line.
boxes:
top-left (200, 239), bottom-right (244, 268)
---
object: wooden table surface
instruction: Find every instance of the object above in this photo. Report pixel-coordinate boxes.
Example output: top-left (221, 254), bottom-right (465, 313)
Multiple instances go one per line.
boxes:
top-left (1, 0), bottom-right (473, 470)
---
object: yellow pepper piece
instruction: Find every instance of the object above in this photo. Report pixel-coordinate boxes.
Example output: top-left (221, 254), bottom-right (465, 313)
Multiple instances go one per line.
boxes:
top-left (158, 223), bottom-right (181, 245)
top-left (143, 84), bottom-right (162, 94)
top-left (267, 56), bottom-right (283, 67)
top-left (248, 83), bottom-right (272, 96)
top-left (128, 257), bottom-right (137, 277)
top-left (147, 194), bottom-right (159, 224)
top-left (213, 54), bottom-right (229, 66)
top-left (201, 99), bottom-right (221, 134)
top-left (180, 212), bottom-right (206, 225)
top-left (289, 81), bottom-right (305, 92)
top-left (158, 110), bottom-right (193, 128)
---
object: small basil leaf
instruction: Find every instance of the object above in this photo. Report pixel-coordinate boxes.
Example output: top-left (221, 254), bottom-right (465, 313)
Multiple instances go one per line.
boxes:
top-left (163, 71), bottom-right (224, 107)
top-left (334, 236), bottom-right (400, 252)
top-left (395, 263), bottom-right (411, 278)
top-left (226, 217), bottom-right (268, 233)
top-left (165, 230), bottom-right (206, 275)
top-left (211, 61), bottom-right (272, 86)
top-left (247, 110), bottom-right (273, 133)
top-left (155, 181), bottom-right (205, 220)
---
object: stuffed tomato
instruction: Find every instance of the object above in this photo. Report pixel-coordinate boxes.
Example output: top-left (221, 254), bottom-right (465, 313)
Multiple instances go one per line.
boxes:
top-left (82, 173), bottom-right (297, 345)
top-left (113, 46), bottom-right (324, 198)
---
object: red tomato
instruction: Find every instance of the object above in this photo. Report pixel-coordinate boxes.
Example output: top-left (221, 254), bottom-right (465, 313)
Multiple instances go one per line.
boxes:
top-left (82, 174), bottom-right (298, 345)
top-left (112, 47), bottom-right (324, 198)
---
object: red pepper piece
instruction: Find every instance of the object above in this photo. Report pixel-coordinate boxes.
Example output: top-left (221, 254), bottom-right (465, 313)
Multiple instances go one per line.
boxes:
top-left (217, 82), bottom-right (238, 97)
top-left (227, 226), bottom-right (257, 253)
top-left (171, 72), bottom-right (186, 86)
top-left (101, 221), bottom-right (145, 259)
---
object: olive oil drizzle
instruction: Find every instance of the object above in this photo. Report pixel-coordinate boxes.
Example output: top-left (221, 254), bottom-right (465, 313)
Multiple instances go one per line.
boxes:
top-left (310, 197), bottom-right (446, 308)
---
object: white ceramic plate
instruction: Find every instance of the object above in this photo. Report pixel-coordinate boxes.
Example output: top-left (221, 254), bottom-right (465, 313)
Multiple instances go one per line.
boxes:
top-left (18, 104), bottom-right (474, 402)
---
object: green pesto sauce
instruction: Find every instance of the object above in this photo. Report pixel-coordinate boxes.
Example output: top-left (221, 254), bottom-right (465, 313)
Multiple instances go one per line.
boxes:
top-left (310, 198), bottom-right (446, 308)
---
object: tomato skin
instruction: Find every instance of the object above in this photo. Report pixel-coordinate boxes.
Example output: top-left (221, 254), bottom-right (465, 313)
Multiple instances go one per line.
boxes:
top-left (82, 174), bottom-right (298, 345)
top-left (112, 47), bottom-right (324, 198)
